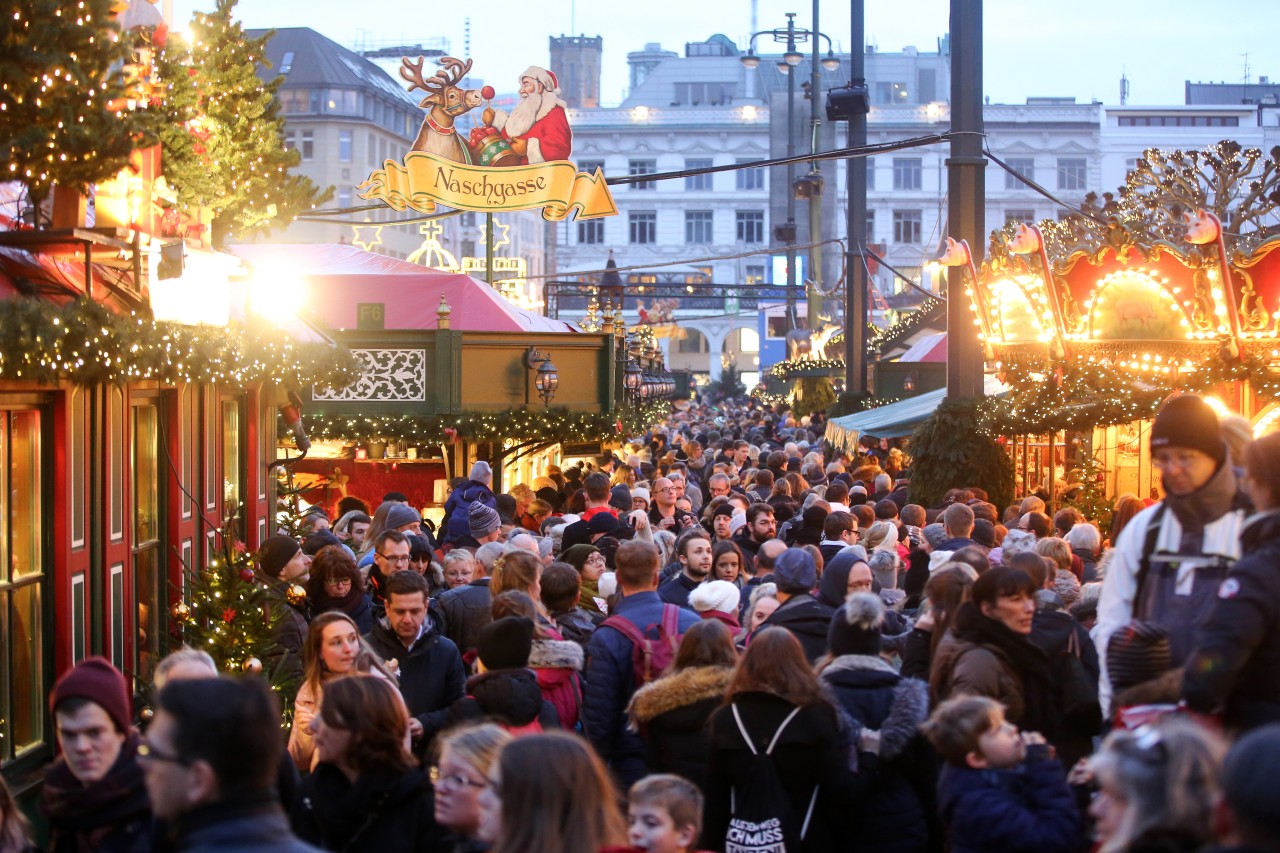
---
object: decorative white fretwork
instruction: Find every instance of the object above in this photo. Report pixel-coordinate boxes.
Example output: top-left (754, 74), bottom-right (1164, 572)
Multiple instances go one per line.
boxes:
top-left (313, 348), bottom-right (427, 402)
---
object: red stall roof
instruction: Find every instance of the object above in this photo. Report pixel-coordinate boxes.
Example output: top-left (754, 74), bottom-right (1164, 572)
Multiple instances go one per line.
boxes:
top-left (230, 244), bottom-right (576, 334)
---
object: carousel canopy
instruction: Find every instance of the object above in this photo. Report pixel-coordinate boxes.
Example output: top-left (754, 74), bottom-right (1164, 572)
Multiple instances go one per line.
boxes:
top-left (230, 244), bottom-right (577, 334)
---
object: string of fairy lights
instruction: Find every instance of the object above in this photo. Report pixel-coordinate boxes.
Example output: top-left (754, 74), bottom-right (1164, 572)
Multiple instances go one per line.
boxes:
top-left (0, 298), bottom-right (360, 387)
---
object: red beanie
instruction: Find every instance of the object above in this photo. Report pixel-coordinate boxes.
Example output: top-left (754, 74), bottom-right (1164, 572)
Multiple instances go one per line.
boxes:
top-left (50, 657), bottom-right (132, 734)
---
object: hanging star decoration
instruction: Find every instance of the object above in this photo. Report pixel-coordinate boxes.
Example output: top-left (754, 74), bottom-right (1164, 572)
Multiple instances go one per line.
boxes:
top-left (487, 216), bottom-right (511, 252)
top-left (352, 218), bottom-right (384, 252)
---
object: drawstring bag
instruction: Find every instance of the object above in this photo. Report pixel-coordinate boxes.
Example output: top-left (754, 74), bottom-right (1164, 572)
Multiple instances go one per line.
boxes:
top-left (724, 704), bottom-right (819, 853)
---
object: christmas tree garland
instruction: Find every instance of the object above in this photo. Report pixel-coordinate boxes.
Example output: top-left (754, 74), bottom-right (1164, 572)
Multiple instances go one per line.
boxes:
top-left (0, 297), bottom-right (360, 388)
top-left (303, 400), bottom-right (673, 445)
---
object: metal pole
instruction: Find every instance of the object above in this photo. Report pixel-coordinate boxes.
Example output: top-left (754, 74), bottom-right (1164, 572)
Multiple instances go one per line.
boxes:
top-left (844, 0), bottom-right (868, 397)
top-left (785, 14), bottom-right (798, 333)
top-left (485, 212), bottom-right (495, 285)
top-left (806, 0), bottom-right (823, 331)
top-left (945, 0), bottom-right (985, 399)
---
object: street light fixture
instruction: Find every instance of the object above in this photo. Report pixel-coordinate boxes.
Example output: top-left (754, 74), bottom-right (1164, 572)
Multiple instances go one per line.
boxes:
top-left (741, 50), bottom-right (760, 70)
top-left (821, 50), bottom-right (841, 72)
top-left (525, 347), bottom-right (559, 406)
top-left (624, 360), bottom-right (643, 404)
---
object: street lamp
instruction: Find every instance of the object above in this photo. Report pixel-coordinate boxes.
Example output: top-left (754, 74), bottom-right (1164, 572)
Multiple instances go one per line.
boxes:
top-left (525, 347), bottom-right (559, 407)
top-left (741, 11), bottom-right (840, 335)
top-left (624, 359), bottom-right (643, 404)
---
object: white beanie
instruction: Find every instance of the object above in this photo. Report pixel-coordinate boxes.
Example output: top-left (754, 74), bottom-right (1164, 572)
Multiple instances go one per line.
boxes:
top-left (470, 460), bottom-right (493, 485)
top-left (689, 580), bottom-right (741, 615)
top-left (729, 511), bottom-right (747, 536)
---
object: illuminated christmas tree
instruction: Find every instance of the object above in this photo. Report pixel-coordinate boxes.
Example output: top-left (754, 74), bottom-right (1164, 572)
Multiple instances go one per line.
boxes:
top-left (172, 513), bottom-right (302, 703)
top-left (154, 0), bottom-right (330, 247)
top-left (0, 0), bottom-right (149, 222)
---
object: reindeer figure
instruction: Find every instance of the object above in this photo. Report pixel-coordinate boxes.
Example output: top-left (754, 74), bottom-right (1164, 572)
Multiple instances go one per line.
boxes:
top-left (400, 56), bottom-right (488, 163)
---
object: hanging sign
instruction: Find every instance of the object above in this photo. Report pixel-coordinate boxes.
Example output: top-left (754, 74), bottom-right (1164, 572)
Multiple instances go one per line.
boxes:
top-left (358, 57), bottom-right (617, 221)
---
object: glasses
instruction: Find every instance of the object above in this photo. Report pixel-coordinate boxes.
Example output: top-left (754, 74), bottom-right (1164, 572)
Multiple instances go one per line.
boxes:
top-left (378, 553), bottom-right (411, 565)
top-left (429, 766), bottom-right (487, 792)
top-left (324, 577), bottom-right (352, 587)
top-left (138, 740), bottom-right (186, 765)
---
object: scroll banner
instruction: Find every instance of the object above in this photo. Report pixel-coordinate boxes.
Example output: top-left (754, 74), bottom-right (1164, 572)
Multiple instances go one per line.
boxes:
top-left (357, 151), bottom-right (618, 221)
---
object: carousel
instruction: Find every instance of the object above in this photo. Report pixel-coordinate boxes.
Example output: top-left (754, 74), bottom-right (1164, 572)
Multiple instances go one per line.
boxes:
top-left (956, 141), bottom-right (1280, 512)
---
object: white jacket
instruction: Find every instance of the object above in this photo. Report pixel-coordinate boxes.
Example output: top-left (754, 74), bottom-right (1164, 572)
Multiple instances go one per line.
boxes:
top-left (1091, 500), bottom-right (1245, 712)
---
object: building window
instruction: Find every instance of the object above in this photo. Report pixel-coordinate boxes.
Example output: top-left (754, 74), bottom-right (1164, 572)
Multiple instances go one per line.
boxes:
top-left (278, 88), bottom-right (308, 113)
top-left (685, 159), bottom-right (713, 190)
top-left (338, 131), bottom-right (353, 163)
top-left (893, 210), bottom-right (922, 243)
top-left (677, 329), bottom-right (708, 353)
top-left (1126, 158), bottom-right (1139, 175)
top-left (368, 132), bottom-right (376, 166)
top-left (338, 188), bottom-right (352, 209)
top-left (865, 210), bottom-right (876, 241)
top-left (686, 211), bottom-right (713, 244)
top-left (629, 159), bottom-right (657, 190)
top-left (300, 130), bottom-right (314, 162)
top-left (875, 81), bottom-right (909, 104)
top-left (283, 131), bottom-right (296, 152)
top-left (1004, 157), bottom-right (1034, 190)
top-left (1057, 157), bottom-right (1087, 191)
top-left (736, 159), bottom-right (764, 190)
top-left (578, 219), bottom-right (605, 244)
top-left (893, 158), bottom-right (922, 190)
top-left (577, 159), bottom-right (604, 175)
top-left (1117, 114), bottom-right (1239, 127)
top-left (745, 264), bottom-right (766, 285)
top-left (0, 408), bottom-right (46, 764)
top-left (736, 210), bottom-right (764, 244)
top-left (1005, 209), bottom-right (1036, 226)
top-left (630, 211), bottom-right (656, 244)
top-left (673, 81), bottom-right (734, 105)
top-left (866, 157), bottom-right (875, 190)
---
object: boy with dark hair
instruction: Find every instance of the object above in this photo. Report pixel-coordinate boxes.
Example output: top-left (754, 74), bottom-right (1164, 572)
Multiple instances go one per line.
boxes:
top-left (541, 561), bottom-right (596, 648)
top-left (921, 696), bottom-right (1081, 853)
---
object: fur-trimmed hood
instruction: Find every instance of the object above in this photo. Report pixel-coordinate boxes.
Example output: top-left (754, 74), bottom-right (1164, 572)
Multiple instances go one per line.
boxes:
top-left (626, 665), bottom-right (733, 724)
top-left (528, 638), bottom-right (584, 671)
top-left (821, 659), bottom-right (929, 761)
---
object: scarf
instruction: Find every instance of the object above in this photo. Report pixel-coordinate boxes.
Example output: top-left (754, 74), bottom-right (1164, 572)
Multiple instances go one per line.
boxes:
top-left (41, 732), bottom-right (150, 840)
top-left (1163, 458), bottom-right (1240, 536)
top-left (953, 602), bottom-right (1058, 736)
top-left (578, 577), bottom-right (605, 617)
top-left (317, 583), bottom-right (365, 617)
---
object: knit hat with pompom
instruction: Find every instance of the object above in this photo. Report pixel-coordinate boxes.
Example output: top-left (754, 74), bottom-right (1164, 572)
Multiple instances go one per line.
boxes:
top-left (827, 591), bottom-right (885, 657)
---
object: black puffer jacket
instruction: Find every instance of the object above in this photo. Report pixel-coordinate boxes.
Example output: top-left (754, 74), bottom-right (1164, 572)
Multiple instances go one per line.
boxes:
top-left (447, 668), bottom-right (560, 732)
top-left (436, 579), bottom-right (492, 659)
top-left (1029, 608), bottom-right (1101, 767)
top-left (363, 616), bottom-right (465, 745)
top-left (626, 665), bottom-right (734, 785)
top-left (820, 658), bottom-right (939, 853)
top-left (292, 764), bottom-right (445, 852)
top-left (1183, 510), bottom-right (1280, 731)
top-left (761, 594), bottom-right (835, 662)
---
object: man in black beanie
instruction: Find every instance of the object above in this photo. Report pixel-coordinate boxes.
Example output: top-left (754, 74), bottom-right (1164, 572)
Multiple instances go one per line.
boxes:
top-left (1093, 394), bottom-right (1248, 716)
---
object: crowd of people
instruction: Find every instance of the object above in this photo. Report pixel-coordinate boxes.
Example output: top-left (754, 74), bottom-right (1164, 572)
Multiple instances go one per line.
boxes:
top-left (8, 393), bottom-right (1280, 853)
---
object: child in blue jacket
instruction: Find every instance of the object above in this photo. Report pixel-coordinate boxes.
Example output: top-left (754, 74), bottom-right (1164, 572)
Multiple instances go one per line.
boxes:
top-left (921, 695), bottom-right (1084, 853)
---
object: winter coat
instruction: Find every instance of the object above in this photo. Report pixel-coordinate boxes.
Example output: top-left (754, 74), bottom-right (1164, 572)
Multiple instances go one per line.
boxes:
top-left (935, 748), bottom-right (1083, 853)
top-left (529, 637), bottom-right (585, 730)
top-left (292, 763), bottom-right (444, 852)
top-left (761, 593), bottom-right (836, 663)
top-left (443, 480), bottom-right (497, 544)
top-left (930, 630), bottom-right (1024, 719)
top-left (169, 797), bottom-right (318, 853)
top-left (1072, 548), bottom-right (1100, 583)
top-left (819, 656), bottom-right (938, 853)
top-left (701, 691), bottom-right (862, 853)
top-left (900, 628), bottom-right (933, 681)
top-left (448, 668), bottom-right (561, 732)
top-left (583, 591), bottom-right (700, 786)
top-left (551, 606), bottom-right (598, 650)
top-left (270, 587), bottom-right (310, 688)
top-left (1183, 510), bottom-right (1280, 731)
top-left (1029, 609), bottom-right (1101, 767)
top-left (436, 579), bottom-right (493, 659)
top-left (42, 733), bottom-right (153, 853)
top-left (363, 616), bottom-right (466, 745)
top-left (626, 665), bottom-right (734, 785)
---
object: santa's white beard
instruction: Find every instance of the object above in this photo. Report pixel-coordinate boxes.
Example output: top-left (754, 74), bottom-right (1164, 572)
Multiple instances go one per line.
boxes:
top-left (504, 91), bottom-right (550, 137)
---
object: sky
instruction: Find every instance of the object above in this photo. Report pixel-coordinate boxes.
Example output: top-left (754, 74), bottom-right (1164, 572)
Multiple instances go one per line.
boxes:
top-left (168, 0), bottom-right (1277, 107)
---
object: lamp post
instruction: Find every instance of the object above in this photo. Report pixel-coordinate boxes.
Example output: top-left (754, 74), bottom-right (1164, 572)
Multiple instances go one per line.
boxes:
top-left (742, 13), bottom-right (840, 335)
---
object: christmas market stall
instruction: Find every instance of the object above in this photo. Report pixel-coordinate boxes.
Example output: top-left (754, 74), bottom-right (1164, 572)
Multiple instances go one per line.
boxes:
top-left (961, 141), bottom-right (1280, 511)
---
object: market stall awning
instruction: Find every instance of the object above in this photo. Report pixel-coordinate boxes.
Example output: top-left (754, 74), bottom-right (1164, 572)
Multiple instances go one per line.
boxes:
top-left (230, 244), bottom-right (576, 334)
top-left (825, 374), bottom-right (1007, 451)
top-left (895, 332), bottom-right (948, 363)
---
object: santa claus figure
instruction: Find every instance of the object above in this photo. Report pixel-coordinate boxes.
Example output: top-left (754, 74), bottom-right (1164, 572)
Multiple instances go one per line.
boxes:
top-left (484, 65), bottom-right (573, 164)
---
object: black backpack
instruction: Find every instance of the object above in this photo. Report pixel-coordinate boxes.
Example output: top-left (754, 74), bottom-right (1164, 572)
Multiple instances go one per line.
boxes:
top-left (724, 704), bottom-right (819, 853)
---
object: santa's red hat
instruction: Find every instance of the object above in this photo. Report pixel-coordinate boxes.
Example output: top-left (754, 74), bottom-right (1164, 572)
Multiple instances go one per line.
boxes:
top-left (522, 66), bottom-right (559, 93)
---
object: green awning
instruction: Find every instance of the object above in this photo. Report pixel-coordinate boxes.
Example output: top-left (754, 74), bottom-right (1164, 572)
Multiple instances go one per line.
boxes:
top-left (825, 375), bottom-right (1006, 451)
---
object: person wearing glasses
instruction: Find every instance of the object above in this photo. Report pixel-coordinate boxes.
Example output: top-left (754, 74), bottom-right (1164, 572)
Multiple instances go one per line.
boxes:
top-left (306, 545), bottom-right (373, 634)
top-left (432, 724), bottom-right (512, 853)
top-left (291, 675), bottom-right (444, 852)
top-left (42, 658), bottom-right (154, 853)
top-left (367, 530), bottom-right (413, 605)
top-left (142, 676), bottom-right (318, 852)
top-left (1093, 395), bottom-right (1250, 717)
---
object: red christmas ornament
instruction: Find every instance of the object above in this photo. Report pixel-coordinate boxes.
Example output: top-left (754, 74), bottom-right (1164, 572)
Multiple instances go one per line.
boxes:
top-left (443, 427), bottom-right (458, 444)
top-left (238, 567), bottom-right (255, 583)
top-left (615, 420), bottom-right (624, 434)
top-left (221, 607), bottom-right (237, 623)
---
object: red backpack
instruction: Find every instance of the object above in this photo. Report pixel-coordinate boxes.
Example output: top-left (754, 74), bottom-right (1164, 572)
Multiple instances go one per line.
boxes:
top-left (601, 604), bottom-right (683, 687)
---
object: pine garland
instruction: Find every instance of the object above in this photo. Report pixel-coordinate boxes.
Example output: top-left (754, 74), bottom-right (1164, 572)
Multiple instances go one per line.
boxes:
top-left (0, 297), bottom-right (359, 388)
top-left (303, 400), bottom-right (673, 445)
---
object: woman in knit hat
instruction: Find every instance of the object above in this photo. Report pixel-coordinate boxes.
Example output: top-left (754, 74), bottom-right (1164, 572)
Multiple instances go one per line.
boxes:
top-left (819, 592), bottom-right (934, 853)
top-left (561, 544), bottom-right (607, 620)
top-left (626, 620), bottom-right (737, 785)
top-left (689, 580), bottom-right (742, 637)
